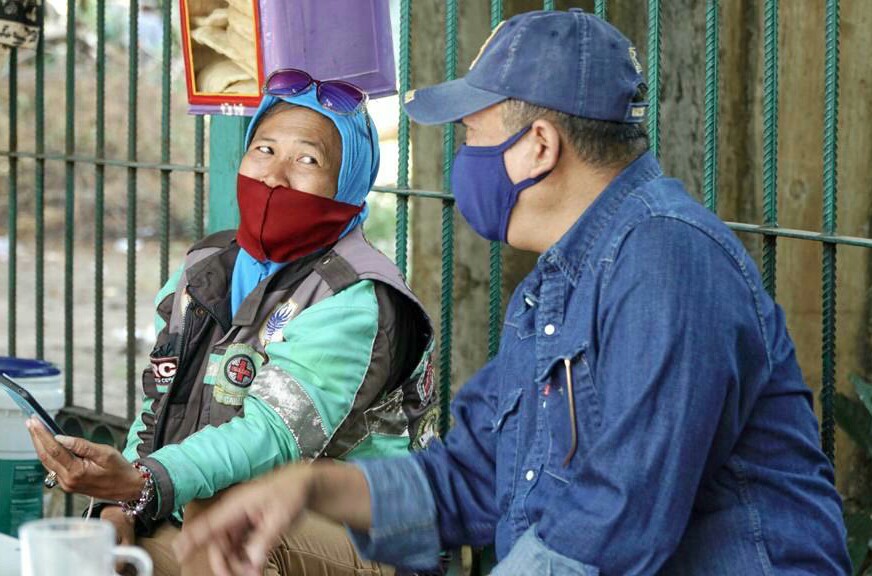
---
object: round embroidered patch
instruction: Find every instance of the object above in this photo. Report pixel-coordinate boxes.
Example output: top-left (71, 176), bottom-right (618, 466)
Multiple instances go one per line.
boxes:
top-left (224, 354), bottom-right (256, 388)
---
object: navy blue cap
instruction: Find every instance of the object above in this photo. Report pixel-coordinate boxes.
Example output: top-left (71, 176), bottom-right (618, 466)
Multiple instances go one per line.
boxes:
top-left (403, 9), bottom-right (648, 125)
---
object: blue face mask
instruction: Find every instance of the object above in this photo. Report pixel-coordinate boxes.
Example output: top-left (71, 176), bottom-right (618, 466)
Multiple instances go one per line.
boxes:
top-left (450, 126), bottom-right (551, 243)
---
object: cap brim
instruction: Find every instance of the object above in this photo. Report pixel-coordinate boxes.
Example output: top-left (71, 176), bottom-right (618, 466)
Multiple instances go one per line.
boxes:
top-left (403, 78), bottom-right (507, 125)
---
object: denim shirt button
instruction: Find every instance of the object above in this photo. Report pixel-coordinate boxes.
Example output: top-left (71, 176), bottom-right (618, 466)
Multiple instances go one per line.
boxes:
top-left (525, 470), bottom-right (535, 481)
top-left (544, 324), bottom-right (556, 336)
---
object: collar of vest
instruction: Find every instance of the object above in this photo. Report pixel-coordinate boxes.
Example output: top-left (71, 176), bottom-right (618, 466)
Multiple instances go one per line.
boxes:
top-left (182, 227), bottom-right (432, 333)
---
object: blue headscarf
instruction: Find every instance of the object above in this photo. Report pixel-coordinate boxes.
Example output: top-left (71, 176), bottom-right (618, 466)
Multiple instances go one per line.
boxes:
top-left (231, 90), bottom-right (380, 317)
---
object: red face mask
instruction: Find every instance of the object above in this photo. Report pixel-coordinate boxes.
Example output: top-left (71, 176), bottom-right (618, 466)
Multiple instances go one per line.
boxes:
top-left (235, 173), bottom-right (363, 262)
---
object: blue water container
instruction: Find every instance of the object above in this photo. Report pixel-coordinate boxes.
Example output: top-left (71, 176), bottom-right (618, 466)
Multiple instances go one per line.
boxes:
top-left (0, 357), bottom-right (63, 537)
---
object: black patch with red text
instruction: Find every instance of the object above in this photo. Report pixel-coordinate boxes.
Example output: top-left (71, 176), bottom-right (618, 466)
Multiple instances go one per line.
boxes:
top-left (150, 356), bottom-right (179, 386)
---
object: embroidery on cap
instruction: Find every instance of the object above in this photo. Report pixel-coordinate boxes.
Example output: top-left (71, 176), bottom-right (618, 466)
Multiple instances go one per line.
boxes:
top-left (629, 46), bottom-right (643, 74)
top-left (260, 299), bottom-right (298, 347)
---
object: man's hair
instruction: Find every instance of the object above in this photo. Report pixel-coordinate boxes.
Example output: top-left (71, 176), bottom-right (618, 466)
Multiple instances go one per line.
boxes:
top-left (501, 96), bottom-right (649, 169)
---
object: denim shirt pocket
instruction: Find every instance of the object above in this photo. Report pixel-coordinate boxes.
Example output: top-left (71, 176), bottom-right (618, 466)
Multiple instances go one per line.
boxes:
top-left (539, 347), bottom-right (602, 476)
top-left (492, 388), bottom-right (524, 513)
top-left (504, 291), bottom-right (538, 340)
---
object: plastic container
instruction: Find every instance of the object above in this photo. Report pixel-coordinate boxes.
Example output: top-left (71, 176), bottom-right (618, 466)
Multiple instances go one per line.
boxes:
top-left (0, 357), bottom-right (63, 537)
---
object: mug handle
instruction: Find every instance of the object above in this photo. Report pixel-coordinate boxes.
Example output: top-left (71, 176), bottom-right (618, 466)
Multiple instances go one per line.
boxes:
top-left (113, 545), bottom-right (153, 576)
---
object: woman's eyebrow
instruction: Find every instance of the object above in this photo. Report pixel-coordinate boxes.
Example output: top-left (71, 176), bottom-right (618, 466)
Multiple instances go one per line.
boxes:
top-left (251, 134), bottom-right (327, 157)
top-left (296, 138), bottom-right (326, 155)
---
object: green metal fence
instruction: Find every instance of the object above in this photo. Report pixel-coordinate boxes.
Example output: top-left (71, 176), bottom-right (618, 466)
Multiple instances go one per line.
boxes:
top-left (3, 0), bottom-right (207, 442)
top-left (3, 0), bottom-right (872, 524)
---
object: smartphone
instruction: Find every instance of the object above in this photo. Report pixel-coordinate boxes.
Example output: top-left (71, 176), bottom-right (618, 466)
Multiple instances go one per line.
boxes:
top-left (0, 372), bottom-right (66, 435)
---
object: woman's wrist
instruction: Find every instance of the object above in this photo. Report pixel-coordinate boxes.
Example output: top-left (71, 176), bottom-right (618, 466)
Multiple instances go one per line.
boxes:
top-left (122, 464), bottom-right (148, 501)
top-left (100, 504), bottom-right (132, 522)
top-left (119, 462), bottom-right (156, 519)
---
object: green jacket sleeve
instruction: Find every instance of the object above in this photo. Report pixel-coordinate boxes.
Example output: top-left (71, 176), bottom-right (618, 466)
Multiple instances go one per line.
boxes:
top-left (122, 265), bottom-right (184, 462)
top-left (141, 280), bottom-right (381, 516)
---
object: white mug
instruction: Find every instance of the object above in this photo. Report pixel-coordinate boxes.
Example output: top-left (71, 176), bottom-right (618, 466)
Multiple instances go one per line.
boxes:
top-left (20, 518), bottom-right (152, 576)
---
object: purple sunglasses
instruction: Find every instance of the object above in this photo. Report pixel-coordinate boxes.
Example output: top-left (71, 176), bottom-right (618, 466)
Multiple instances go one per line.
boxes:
top-left (263, 69), bottom-right (368, 115)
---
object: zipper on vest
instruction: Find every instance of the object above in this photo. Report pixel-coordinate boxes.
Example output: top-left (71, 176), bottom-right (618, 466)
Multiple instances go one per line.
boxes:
top-left (153, 298), bottom-right (195, 450)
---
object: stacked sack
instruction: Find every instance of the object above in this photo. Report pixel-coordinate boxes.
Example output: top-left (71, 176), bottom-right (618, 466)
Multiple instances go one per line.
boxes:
top-left (190, 0), bottom-right (258, 94)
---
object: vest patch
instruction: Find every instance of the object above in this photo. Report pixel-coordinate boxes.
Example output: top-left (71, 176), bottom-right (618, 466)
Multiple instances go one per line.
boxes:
top-left (260, 299), bottom-right (298, 347)
top-left (416, 361), bottom-right (435, 406)
top-left (150, 356), bottom-right (178, 386)
top-left (225, 355), bottom-right (256, 387)
top-left (214, 344), bottom-right (264, 406)
top-left (414, 407), bottom-right (440, 450)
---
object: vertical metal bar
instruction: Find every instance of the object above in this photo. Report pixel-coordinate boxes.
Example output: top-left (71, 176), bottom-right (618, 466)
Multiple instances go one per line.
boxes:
top-left (159, 0), bottom-right (172, 286)
top-left (647, 0), bottom-right (661, 157)
top-left (127, 0), bottom-right (140, 422)
top-left (703, 0), bottom-right (719, 213)
top-left (488, 0), bottom-right (503, 360)
top-left (439, 0), bottom-right (457, 437)
top-left (491, 0), bottom-right (502, 25)
top-left (35, 34), bottom-right (45, 359)
top-left (762, 0), bottom-right (779, 299)
top-left (595, 0), bottom-right (608, 20)
top-left (63, 0), bottom-right (76, 516)
top-left (395, 0), bottom-right (411, 278)
top-left (94, 0), bottom-right (106, 414)
top-left (64, 0), bottom-right (76, 405)
top-left (7, 48), bottom-right (18, 357)
top-left (821, 0), bottom-right (840, 465)
top-left (194, 116), bottom-right (205, 240)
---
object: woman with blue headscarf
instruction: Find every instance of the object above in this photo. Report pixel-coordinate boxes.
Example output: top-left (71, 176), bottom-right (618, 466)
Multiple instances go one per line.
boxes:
top-left (26, 73), bottom-right (436, 575)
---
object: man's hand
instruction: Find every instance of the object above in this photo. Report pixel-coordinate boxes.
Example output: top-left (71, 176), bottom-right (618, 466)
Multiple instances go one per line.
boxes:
top-left (101, 505), bottom-right (136, 546)
top-left (175, 460), bottom-right (372, 576)
top-left (175, 465), bottom-right (316, 576)
top-left (26, 417), bottom-right (144, 501)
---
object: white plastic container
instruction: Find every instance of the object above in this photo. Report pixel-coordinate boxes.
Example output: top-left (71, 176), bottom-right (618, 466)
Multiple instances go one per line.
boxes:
top-left (0, 357), bottom-right (63, 537)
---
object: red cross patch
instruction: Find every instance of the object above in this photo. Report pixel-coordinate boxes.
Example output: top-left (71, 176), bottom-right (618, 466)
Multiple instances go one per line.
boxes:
top-left (224, 355), bottom-right (256, 388)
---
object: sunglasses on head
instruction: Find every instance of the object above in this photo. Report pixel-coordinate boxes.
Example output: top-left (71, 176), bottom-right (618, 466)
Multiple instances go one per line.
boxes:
top-left (263, 68), bottom-right (368, 115)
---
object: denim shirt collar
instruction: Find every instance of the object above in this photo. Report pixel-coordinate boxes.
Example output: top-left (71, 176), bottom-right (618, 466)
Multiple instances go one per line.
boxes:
top-left (539, 151), bottom-right (663, 284)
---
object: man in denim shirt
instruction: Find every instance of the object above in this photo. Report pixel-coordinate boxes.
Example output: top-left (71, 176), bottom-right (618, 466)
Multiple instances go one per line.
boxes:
top-left (176, 9), bottom-right (851, 575)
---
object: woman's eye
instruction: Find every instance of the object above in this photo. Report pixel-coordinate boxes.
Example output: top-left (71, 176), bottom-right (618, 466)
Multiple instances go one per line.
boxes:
top-left (256, 145), bottom-right (273, 155)
top-left (298, 155), bottom-right (319, 165)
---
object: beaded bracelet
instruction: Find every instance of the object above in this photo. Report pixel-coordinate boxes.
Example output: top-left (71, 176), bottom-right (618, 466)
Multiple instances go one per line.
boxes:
top-left (120, 462), bottom-right (155, 519)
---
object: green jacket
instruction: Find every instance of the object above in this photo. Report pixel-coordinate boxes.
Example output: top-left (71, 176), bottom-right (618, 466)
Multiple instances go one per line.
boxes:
top-left (122, 228), bottom-right (436, 529)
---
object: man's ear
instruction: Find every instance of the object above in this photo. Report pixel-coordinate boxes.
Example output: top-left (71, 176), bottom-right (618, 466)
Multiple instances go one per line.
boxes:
top-left (528, 118), bottom-right (561, 179)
